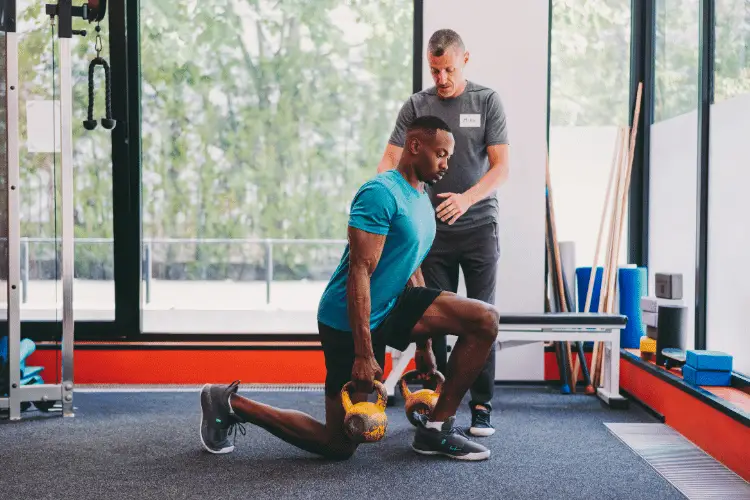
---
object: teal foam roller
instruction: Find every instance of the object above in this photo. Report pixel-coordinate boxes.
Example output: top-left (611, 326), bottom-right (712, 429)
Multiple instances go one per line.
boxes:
top-left (686, 350), bottom-right (732, 372)
top-left (682, 365), bottom-right (731, 387)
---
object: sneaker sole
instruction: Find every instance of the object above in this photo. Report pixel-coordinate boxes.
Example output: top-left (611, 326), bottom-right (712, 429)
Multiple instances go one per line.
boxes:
top-left (411, 444), bottom-right (490, 461)
top-left (469, 427), bottom-right (496, 437)
top-left (199, 384), bottom-right (235, 455)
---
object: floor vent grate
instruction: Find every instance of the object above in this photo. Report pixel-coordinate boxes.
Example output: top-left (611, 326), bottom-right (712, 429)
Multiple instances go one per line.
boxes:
top-left (605, 423), bottom-right (750, 499)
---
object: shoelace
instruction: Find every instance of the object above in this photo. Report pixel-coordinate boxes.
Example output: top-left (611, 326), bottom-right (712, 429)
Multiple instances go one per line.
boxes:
top-left (448, 426), bottom-right (471, 439)
top-left (473, 411), bottom-right (491, 428)
top-left (227, 420), bottom-right (247, 446)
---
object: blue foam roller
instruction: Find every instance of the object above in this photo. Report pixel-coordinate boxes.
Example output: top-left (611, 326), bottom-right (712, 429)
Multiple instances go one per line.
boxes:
top-left (22, 366), bottom-right (44, 379)
top-left (618, 267), bottom-right (647, 349)
top-left (686, 350), bottom-right (733, 372)
top-left (576, 267), bottom-right (604, 312)
top-left (682, 365), bottom-right (732, 386)
top-left (19, 338), bottom-right (36, 370)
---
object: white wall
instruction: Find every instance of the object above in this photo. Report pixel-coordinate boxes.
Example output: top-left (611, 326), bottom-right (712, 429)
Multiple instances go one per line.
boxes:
top-left (423, 0), bottom-right (549, 380)
top-left (649, 110), bottom-right (698, 350)
top-left (706, 92), bottom-right (750, 376)
top-left (549, 126), bottom-right (629, 282)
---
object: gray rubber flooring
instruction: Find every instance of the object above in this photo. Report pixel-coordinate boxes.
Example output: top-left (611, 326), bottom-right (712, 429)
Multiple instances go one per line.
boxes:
top-left (0, 386), bottom-right (686, 500)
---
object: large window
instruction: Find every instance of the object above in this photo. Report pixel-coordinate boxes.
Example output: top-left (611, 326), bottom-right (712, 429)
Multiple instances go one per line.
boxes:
top-left (548, 0), bottom-right (632, 310)
top-left (139, 1), bottom-right (413, 332)
top-left (707, 0), bottom-right (750, 375)
top-left (7, 1), bottom-right (114, 321)
top-left (648, 0), bottom-right (700, 348)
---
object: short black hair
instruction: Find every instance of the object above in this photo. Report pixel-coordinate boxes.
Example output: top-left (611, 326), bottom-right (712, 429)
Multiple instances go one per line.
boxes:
top-left (406, 115), bottom-right (452, 136)
top-left (427, 29), bottom-right (465, 57)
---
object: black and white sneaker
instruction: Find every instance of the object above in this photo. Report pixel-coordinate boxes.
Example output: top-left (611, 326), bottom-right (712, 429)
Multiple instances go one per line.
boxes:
top-left (412, 413), bottom-right (491, 461)
top-left (199, 380), bottom-right (246, 454)
top-left (469, 403), bottom-right (495, 437)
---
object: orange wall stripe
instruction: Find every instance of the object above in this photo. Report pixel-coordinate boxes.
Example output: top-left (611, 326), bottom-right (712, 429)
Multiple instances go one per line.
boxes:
top-left (621, 356), bottom-right (750, 482)
top-left (26, 350), bottom-right (418, 385)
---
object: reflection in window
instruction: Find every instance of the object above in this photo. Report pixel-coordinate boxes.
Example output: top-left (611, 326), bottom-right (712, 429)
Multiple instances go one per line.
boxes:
top-left (714, 0), bottom-right (750, 102)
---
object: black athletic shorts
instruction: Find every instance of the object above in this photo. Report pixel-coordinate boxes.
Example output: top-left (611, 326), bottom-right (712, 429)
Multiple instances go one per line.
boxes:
top-left (318, 286), bottom-right (442, 398)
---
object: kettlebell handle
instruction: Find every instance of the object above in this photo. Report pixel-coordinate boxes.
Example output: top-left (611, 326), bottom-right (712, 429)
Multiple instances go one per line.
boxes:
top-left (341, 380), bottom-right (388, 411)
top-left (399, 370), bottom-right (445, 398)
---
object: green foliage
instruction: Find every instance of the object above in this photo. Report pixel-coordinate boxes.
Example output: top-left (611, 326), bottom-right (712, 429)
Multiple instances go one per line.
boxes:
top-left (8, 0), bottom-right (750, 280)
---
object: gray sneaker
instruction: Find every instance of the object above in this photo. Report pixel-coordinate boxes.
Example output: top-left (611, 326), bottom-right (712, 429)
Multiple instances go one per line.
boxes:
top-left (411, 413), bottom-right (491, 461)
top-left (199, 380), bottom-right (246, 454)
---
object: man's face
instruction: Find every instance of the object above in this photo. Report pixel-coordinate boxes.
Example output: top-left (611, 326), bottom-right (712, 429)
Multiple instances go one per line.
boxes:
top-left (412, 130), bottom-right (455, 185)
top-left (428, 46), bottom-right (469, 99)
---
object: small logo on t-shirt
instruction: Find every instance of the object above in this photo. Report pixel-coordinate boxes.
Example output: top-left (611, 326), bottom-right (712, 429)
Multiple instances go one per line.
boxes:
top-left (459, 114), bottom-right (481, 127)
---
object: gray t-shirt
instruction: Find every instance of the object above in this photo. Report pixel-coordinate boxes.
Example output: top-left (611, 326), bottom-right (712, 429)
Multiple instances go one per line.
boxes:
top-left (388, 81), bottom-right (509, 232)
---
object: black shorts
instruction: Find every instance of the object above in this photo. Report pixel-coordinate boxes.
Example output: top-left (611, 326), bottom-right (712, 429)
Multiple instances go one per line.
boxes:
top-left (318, 286), bottom-right (442, 398)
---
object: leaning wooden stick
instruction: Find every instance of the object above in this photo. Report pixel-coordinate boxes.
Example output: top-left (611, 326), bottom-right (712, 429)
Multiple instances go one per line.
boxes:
top-left (545, 153), bottom-right (575, 386)
top-left (592, 122), bottom-right (630, 386)
top-left (573, 127), bottom-right (625, 391)
top-left (594, 82), bottom-right (643, 387)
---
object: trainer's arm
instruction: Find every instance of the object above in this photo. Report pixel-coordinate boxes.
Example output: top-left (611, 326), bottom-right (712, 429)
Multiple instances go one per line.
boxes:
top-left (377, 144), bottom-right (403, 173)
top-left (377, 98), bottom-right (414, 173)
top-left (463, 144), bottom-right (510, 205)
top-left (347, 226), bottom-right (387, 359)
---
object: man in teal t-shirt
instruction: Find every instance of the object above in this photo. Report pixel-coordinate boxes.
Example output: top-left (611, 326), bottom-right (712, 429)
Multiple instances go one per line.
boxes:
top-left (198, 116), bottom-right (501, 462)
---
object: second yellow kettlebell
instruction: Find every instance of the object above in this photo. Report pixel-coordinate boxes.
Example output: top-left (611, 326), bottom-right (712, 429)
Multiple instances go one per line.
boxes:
top-left (340, 380), bottom-right (388, 443)
top-left (398, 370), bottom-right (445, 426)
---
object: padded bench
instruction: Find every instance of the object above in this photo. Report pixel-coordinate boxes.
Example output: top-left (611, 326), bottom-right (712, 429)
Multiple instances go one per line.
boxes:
top-left (384, 312), bottom-right (629, 408)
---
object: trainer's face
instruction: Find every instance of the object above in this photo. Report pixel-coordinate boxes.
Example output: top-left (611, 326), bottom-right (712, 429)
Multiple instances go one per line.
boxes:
top-left (428, 46), bottom-right (469, 99)
top-left (414, 130), bottom-right (455, 185)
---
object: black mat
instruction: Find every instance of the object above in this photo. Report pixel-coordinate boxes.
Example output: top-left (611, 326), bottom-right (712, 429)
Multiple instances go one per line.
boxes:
top-left (0, 386), bottom-right (685, 500)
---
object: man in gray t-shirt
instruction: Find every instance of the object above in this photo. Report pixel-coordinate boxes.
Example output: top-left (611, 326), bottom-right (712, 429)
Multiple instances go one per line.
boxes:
top-left (378, 29), bottom-right (510, 437)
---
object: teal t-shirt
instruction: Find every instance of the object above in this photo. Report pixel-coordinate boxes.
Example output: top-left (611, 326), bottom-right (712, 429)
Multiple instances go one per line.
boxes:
top-left (317, 170), bottom-right (436, 332)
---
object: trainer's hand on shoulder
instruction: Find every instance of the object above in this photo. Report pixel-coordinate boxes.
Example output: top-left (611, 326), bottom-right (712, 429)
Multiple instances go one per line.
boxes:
top-left (436, 192), bottom-right (471, 225)
top-left (352, 354), bottom-right (383, 394)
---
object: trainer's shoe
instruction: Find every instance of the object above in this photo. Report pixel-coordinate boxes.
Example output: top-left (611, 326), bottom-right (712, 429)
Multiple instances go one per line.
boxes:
top-left (199, 380), bottom-right (246, 454)
top-left (412, 413), bottom-right (491, 461)
top-left (469, 403), bottom-right (495, 437)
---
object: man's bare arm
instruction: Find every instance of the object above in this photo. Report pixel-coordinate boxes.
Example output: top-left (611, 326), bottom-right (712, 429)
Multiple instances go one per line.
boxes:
top-left (347, 226), bottom-right (387, 360)
top-left (407, 267), bottom-right (426, 288)
top-left (377, 144), bottom-right (403, 173)
top-left (464, 144), bottom-right (510, 205)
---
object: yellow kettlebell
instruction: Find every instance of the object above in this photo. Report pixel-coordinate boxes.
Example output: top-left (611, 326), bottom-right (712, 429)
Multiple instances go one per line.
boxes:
top-left (398, 369), bottom-right (445, 426)
top-left (340, 380), bottom-right (388, 443)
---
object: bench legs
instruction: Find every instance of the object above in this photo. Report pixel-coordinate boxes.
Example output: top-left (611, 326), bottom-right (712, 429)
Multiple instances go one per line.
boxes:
top-left (384, 330), bottom-right (629, 409)
top-left (596, 329), bottom-right (628, 409)
top-left (384, 343), bottom-right (416, 405)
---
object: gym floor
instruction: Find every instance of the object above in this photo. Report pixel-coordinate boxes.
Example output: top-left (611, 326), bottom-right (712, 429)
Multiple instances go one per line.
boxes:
top-left (0, 386), bottom-right (685, 500)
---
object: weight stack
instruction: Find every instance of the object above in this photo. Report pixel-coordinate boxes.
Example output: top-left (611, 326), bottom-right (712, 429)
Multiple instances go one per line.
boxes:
top-left (656, 304), bottom-right (687, 366)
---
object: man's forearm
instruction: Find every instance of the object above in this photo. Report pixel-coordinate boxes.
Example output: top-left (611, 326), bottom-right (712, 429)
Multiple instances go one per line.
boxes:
top-left (407, 267), bottom-right (426, 288)
top-left (347, 265), bottom-right (376, 359)
top-left (465, 162), bottom-right (510, 206)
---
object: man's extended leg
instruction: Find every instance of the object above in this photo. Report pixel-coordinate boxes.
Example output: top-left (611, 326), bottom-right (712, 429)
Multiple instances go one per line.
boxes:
top-left (460, 221), bottom-right (501, 436)
top-left (408, 292), bottom-right (500, 460)
top-left (199, 381), bottom-right (363, 460)
top-left (200, 324), bottom-right (378, 460)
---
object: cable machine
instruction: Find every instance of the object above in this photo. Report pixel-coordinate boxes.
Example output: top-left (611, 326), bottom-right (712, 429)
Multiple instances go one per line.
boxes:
top-left (0, 0), bottom-right (112, 420)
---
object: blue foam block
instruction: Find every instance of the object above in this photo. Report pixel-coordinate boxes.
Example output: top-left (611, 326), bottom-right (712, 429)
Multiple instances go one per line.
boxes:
top-left (618, 267), bottom-right (648, 349)
top-left (682, 365), bottom-right (732, 386)
top-left (686, 350), bottom-right (732, 372)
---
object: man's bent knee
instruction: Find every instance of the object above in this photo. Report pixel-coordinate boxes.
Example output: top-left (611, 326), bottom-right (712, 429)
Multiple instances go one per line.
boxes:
top-left (476, 305), bottom-right (500, 343)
